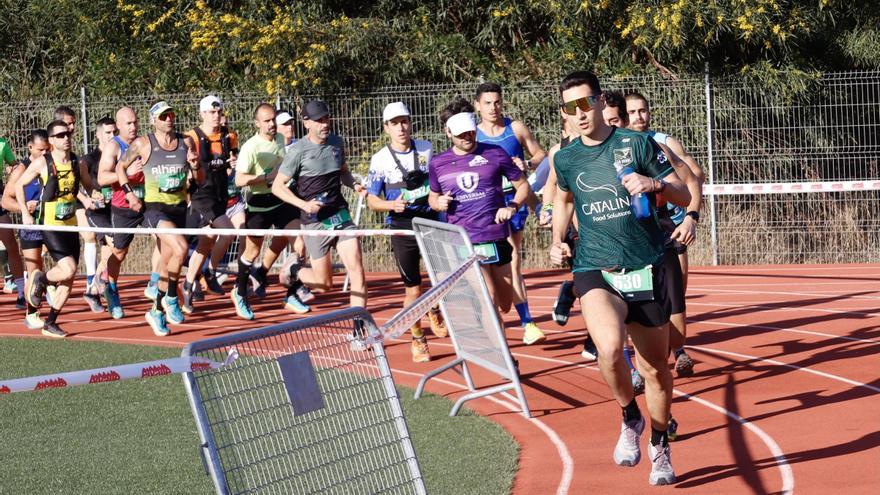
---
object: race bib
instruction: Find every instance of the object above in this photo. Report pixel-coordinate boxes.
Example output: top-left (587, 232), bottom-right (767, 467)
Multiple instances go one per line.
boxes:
top-left (133, 184), bottom-right (145, 199)
top-left (320, 209), bottom-right (352, 229)
top-left (158, 171), bottom-right (186, 193)
top-left (101, 186), bottom-right (113, 203)
top-left (601, 265), bottom-right (654, 301)
top-left (400, 180), bottom-right (430, 202)
top-left (54, 200), bottom-right (75, 221)
top-left (473, 241), bottom-right (499, 264)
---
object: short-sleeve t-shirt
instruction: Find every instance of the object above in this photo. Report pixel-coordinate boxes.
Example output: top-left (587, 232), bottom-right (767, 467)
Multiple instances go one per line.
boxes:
top-left (278, 134), bottom-right (348, 223)
top-left (236, 133), bottom-right (284, 212)
top-left (428, 142), bottom-right (522, 244)
top-left (554, 127), bottom-right (673, 272)
top-left (366, 140), bottom-right (434, 224)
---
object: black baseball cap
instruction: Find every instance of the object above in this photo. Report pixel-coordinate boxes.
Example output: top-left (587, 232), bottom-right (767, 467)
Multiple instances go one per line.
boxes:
top-left (302, 100), bottom-right (330, 121)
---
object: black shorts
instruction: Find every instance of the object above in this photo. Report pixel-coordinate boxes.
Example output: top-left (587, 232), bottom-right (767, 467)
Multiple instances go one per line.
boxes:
top-left (244, 203), bottom-right (299, 232)
top-left (573, 262), bottom-right (671, 328)
top-left (42, 230), bottom-right (81, 264)
top-left (187, 200), bottom-right (227, 229)
top-left (144, 202), bottom-right (187, 229)
top-left (474, 239), bottom-right (513, 267)
top-left (20, 237), bottom-right (43, 251)
top-left (659, 216), bottom-right (687, 255)
top-left (389, 217), bottom-right (422, 287)
top-left (111, 206), bottom-right (145, 249)
top-left (663, 246), bottom-right (686, 315)
top-left (86, 208), bottom-right (113, 245)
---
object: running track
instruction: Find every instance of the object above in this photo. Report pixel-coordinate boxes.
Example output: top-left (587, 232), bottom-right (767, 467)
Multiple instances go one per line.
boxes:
top-left (1, 264), bottom-right (878, 494)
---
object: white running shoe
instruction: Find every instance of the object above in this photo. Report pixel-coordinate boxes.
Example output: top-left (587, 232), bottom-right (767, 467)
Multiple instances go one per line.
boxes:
top-left (649, 443), bottom-right (676, 485)
top-left (613, 417), bottom-right (645, 467)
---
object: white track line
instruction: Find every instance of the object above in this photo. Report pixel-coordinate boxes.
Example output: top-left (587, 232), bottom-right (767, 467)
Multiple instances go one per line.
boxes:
top-left (689, 319), bottom-right (880, 345)
top-left (688, 345), bottom-right (880, 394)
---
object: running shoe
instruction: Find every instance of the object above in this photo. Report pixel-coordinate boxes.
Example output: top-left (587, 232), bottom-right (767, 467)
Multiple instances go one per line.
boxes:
top-left (26, 269), bottom-right (47, 308)
top-left (3, 275), bottom-right (16, 294)
top-left (82, 291), bottom-right (105, 313)
top-left (24, 312), bottom-right (44, 330)
top-left (15, 295), bottom-right (26, 311)
top-left (144, 282), bottom-right (158, 301)
top-left (279, 256), bottom-right (299, 287)
top-left (522, 322), bottom-right (546, 345)
top-left (181, 288), bottom-right (195, 314)
top-left (631, 369), bottom-right (645, 395)
top-left (613, 416), bottom-right (645, 467)
top-left (295, 284), bottom-right (315, 303)
top-left (230, 291), bottom-right (254, 320)
top-left (104, 285), bottom-right (124, 319)
top-left (648, 443), bottom-right (676, 485)
top-left (667, 417), bottom-right (679, 442)
top-left (428, 307), bottom-right (447, 338)
top-left (41, 321), bottom-right (67, 338)
top-left (552, 280), bottom-right (576, 326)
top-left (161, 296), bottom-right (185, 325)
top-left (581, 336), bottom-right (598, 361)
top-left (202, 269), bottom-right (226, 295)
top-left (284, 294), bottom-right (311, 314)
top-left (192, 283), bottom-right (205, 302)
top-left (674, 350), bottom-right (695, 377)
top-left (411, 336), bottom-right (430, 363)
top-left (215, 272), bottom-right (229, 286)
top-left (145, 309), bottom-right (170, 337)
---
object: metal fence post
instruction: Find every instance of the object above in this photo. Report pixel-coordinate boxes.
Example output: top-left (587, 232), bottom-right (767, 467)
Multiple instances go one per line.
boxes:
top-left (80, 86), bottom-right (89, 152)
top-left (704, 68), bottom-right (719, 266)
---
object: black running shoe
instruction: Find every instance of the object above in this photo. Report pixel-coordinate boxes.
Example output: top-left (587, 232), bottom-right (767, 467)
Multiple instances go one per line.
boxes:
top-left (202, 269), bottom-right (226, 295)
top-left (552, 280), bottom-right (576, 326)
top-left (41, 322), bottom-right (67, 338)
top-left (26, 270), bottom-right (48, 308)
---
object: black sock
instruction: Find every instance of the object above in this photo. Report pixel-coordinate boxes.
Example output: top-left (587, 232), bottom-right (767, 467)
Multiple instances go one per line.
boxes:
top-left (155, 290), bottom-right (166, 312)
top-left (237, 258), bottom-right (252, 297)
top-left (27, 302), bottom-right (37, 314)
top-left (651, 427), bottom-right (669, 447)
top-left (254, 264), bottom-right (268, 280)
top-left (286, 284), bottom-right (297, 298)
top-left (167, 279), bottom-right (178, 298)
top-left (622, 398), bottom-right (642, 424)
top-left (673, 348), bottom-right (685, 359)
top-left (47, 308), bottom-right (59, 324)
top-left (289, 263), bottom-right (301, 282)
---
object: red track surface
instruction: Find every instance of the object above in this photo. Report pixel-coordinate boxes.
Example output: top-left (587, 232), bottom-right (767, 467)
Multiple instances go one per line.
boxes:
top-left (1, 265), bottom-right (878, 494)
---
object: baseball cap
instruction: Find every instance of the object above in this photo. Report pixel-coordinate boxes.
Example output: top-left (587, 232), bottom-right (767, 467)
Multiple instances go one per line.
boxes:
top-left (382, 102), bottom-right (410, 122)
top-left (302, 100), bottom-right (330, 121)
top-left (275, 111), bottom-right (295, 125)
top-left (148, 101), bottom-right (174, 118)
top-left (446, 112), bottom-right (476, 136)
top-left (199, 95), bottom-right (223, 112)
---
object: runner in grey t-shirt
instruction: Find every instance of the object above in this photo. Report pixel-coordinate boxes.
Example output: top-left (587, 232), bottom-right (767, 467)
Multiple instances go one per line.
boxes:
top-left (272, 100), bottom-right (369, 315)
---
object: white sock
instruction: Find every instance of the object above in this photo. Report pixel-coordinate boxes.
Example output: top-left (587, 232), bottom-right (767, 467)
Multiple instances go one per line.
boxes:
top-left (85, 242), bottom-right (97, 280)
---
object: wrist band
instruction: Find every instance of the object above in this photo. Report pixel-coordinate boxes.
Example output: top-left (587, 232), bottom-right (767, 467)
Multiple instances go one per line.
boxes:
top-left (122, 183), bottom-right (133, 194)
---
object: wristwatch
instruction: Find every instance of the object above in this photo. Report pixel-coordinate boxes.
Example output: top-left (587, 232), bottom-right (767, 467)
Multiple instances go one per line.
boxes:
top-left (685, 210), bottom-right (700, 222)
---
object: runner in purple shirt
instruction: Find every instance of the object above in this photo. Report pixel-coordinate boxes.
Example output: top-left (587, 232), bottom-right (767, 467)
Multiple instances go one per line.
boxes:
top-left (428, 98), bottom-right (545, 344)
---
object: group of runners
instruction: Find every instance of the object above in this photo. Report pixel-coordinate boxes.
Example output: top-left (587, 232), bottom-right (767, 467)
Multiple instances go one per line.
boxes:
top-left (0, 70), bottom-right (704, 485)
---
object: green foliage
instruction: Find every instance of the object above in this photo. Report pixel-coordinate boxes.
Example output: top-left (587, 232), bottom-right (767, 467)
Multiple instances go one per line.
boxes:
top-left (0, 0), bottom-right (879, 99)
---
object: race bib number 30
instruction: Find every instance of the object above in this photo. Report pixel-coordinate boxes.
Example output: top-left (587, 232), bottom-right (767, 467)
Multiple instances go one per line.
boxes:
top-left (601, 265), bottom-right (654, 301)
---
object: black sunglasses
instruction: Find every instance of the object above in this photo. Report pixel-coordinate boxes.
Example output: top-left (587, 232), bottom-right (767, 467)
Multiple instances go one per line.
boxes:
top-left (50, 131), bottom-right (73, 139)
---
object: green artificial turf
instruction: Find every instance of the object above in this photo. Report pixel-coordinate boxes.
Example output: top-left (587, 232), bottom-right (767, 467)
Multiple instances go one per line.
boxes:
top-left (0, 338), bottom-right (518, 494)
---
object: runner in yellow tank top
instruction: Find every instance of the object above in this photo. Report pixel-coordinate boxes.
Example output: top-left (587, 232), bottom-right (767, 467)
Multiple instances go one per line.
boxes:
top-left (18, 120), bottom-right (83, 338)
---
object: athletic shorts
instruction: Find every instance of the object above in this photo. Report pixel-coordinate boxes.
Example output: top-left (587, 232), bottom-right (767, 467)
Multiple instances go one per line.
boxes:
top-left (43, 230), bottom-right (81, 264)
top-left (225, 200), bottom-right (245, 221)
top-left (144, 202), bottom-right (187, 229)
top-left (86, 208), bottom-right (113, 245)
top-left (302, 218), bottom-right (358, 260)
top-left (572, 262), bottom-right (671, 328)
top-left (19, 221), bottom-right (43, 246)
top-left (474, 239), bottom-right (513, 267)
top-left (662, 246), bottom-right (686, 315)
top-left (244, 203), bottom-right (299, 232)
top-left (504, 190), bottom-right (529, 232)
top-left (659, 216), bottom-right (687, 254)
top-left (389, 217), bottom-right (422, 287)
top-left (187, 200), bottom-right (227, 229)
top-left (111, 206), bottom-right (145, 249)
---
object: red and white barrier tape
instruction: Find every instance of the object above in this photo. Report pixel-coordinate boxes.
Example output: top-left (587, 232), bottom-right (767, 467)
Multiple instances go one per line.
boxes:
top-left (367, 253), bottom-right (480, 345)
top-left (0, 223), bottom-right (413, 238)
top-left (0, 348), bottom-right (238, 395)
top-left (703, 180), bottom-right (880, 195)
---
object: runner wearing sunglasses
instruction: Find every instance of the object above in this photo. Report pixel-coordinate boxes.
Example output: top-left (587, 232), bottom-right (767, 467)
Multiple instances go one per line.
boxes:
top-left (550, 71), bottom-right (691, 486)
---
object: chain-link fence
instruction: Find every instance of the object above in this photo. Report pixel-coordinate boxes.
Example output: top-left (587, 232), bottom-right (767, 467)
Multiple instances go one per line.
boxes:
top-left (2, 71), bottom-right (879, 271)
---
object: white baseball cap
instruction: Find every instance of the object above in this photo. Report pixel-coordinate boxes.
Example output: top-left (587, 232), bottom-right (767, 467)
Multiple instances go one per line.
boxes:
top-left (382, 102), bottom-right (410, 122)
top-left (446, 112), bottom-right (476, 136)
top-left (275, 111), bottom-right (295, 125)
top-left (199, 95), bottom-right (223, 112)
